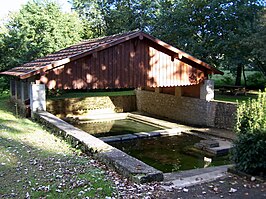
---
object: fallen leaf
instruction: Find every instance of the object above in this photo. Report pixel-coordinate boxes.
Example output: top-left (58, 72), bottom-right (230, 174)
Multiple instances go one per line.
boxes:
top-left (183, 188), bottom-right (188, 192)
top-left (229, 188), bottom-right (237, 193)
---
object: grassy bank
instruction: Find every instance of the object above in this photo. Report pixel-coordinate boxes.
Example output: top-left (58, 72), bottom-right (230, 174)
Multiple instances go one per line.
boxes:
top-left (48, 90), bottom-right (135, 99)
top-left (0, 95), bottom-right (116, 198)
top-left (211, 70), bottom-right (266, 89)
top-left (214, 92), bottom-right (258, 103)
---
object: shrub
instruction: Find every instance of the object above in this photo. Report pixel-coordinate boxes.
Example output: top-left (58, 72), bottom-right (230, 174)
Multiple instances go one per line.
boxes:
top-left (235, 90), bottom-right (266, 134)
top-left (231, 130), bottom-right (266, 175)
top-left (0, 76), bottom-right (9, 94)
top-left (232, 90), bottom-right (266, 176)
top-left (247, 72), bottom-right (266, 90)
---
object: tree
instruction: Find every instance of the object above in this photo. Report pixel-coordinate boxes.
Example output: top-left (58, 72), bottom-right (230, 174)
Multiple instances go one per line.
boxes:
top-left (0, 0), bottom-right (83, 71)
top-left (71, 0), bottom-right (157, 38)
top-left (70, 0), bottom-right (106, 38)
top-left (244, 8), bottom-right (266, 76)
top-left (152, 0), bottom-right (265, 85)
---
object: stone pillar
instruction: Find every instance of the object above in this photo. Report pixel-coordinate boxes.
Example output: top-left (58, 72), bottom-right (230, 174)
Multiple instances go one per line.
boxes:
top-left (175, 86), bottom-right (182, 97)
top-left (30, 83), bottom-right (46, 116)
top-left (200, 80), bottom-right (214, 101)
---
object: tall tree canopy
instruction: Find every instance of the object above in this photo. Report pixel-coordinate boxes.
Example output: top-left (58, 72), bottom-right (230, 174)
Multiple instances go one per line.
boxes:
top-left (0, 0), bottom-right (83, 71)
top-left (71, 0), bottom-right (158, 38)
top-left (152, 0), bottom-right (265, 84)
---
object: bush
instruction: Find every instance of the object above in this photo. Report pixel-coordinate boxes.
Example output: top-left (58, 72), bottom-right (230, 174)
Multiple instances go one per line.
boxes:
top-left (235, 90), bottom-right (266, 134)
top-left (232, 90), bottom-right (266, 176)
top-left (0, 76), bottom-right (10, 94)
top-left (231, 130), bottom-right (266, 175)
top-left (247, 72), bottom-right (266, 90)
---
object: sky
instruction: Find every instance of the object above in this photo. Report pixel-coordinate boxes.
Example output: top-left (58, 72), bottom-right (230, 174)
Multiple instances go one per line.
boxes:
top-left (0, 0), bottom-right (72, 21)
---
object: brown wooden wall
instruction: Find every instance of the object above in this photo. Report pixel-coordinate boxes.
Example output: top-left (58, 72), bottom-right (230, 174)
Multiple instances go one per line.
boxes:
top-left (43, 38), bottom-right (205, 90)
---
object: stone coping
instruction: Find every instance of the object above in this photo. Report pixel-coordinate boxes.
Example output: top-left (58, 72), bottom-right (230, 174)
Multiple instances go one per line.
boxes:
top-left (100, 128), bottom-right (182, 143)
top-left (162, 165), bottom-right (232, 190)
top-left (130, 112), bottom-right (236, 140)
top-left (34, 111), bottom-right (163, 183)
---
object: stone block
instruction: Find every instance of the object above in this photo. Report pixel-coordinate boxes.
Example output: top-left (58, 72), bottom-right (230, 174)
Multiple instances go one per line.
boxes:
top-left (200, 80), bottom-right (214, 101)
top-left (194, 140), bottom-right (219, 149)
top-left (30, 83), bottom-right (46, 116)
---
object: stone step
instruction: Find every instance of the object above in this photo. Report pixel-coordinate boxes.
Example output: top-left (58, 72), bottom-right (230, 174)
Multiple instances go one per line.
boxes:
top-left (206, 146), bottom-right (231, 156)
top-left (194, 139), bottom-right (220, 149)
top-left (194, 139), bottom-right (232, 156)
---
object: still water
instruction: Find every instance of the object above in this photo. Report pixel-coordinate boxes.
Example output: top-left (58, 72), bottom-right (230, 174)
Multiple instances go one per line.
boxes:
top-left (72, 119), bottom-right (162, 137)
top-left (111, 134), bottom-right (230, 172)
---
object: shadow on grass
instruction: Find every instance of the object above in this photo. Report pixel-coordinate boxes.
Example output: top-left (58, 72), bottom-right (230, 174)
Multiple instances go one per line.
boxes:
top-left (0, 120), bottom-right (23, 134)
top-left (214, 92), bottom-right (258, 103)
top-left (0, 96), bottom-right (16, 113)
top-left (0, 131), bottom-right (115, 198)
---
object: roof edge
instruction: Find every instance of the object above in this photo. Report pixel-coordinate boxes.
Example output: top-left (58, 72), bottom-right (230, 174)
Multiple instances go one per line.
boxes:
top-left (140, 32), bottom-right (223, 75)
top-left (1, 30), bottom-right (223, 79)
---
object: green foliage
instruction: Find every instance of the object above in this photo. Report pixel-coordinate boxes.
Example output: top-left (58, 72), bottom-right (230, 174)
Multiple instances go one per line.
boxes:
top-left (231, 130), bottom-right (266, 175)
top-left (232, 90), bottom-right (266, 175)
top-left (235, 90), bottom-right (266, 134)
top-left (0, 1), bottom-right (82, 71)
top-left (152, 0), bottom-right (265, 84)
top-left (70, 0), bottom-right (106, 38)
top-left (0, 76), bottom-right (9, 94)
top-left (212, 70), bottom-right (266, 89)
top-left (242, 9), bottom-right (266, 76)
top-left (71, 0), bottom-right (158, 38)
top-left (247, 72), bottom-right (266, 89)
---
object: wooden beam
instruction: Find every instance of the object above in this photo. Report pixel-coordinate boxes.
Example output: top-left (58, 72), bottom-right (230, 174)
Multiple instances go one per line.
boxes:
top-left (175, 86), bottom-right (182, 97)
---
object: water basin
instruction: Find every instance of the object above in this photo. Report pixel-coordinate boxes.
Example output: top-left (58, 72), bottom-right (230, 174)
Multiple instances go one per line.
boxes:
top-left (110, 133), bottom-right (230, 173)
top-left (71, 118), bottom-right (163, 137)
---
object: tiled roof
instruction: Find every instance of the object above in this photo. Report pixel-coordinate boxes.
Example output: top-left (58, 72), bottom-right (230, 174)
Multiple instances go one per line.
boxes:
top-left (0, 30), bottom-right (223, 79)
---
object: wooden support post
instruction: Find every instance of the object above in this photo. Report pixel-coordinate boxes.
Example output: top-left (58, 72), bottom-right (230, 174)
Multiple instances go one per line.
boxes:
top-left (21, 81), bottom-right (25, 102)
top-left (14, 80), bottom-right (18, 100)
top-left (155, 87), bottom-right (162, 93)
top-left (10, 79), bottom-right (14, 97)
top-left (175, 86), bottom-right (182, 97)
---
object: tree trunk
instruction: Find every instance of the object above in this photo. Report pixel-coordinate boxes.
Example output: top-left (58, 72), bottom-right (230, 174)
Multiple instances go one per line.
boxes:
top-left (242, 65), bottom-right (247, 87)
top-left (235, 64), bottom-right (242, 86)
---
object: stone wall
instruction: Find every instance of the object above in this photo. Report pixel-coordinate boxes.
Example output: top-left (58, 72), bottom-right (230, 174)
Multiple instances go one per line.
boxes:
top-left (136, 90), bottom-right (236, 130)
top-left (214, 102), bottom-right (237, 130)
top-left (46, 91), bottom-right (236, 129)
top-left (46, 95), bottom-right (136, 118)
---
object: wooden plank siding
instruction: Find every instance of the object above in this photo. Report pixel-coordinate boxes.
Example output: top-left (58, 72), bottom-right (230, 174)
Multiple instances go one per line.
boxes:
top-left (44, 38), bottom-right (205, 90)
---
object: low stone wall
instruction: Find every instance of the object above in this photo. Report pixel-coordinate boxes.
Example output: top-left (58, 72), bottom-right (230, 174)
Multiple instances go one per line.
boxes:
top-left (214, 101), bottom-right (237, 130)
top-left (136, 90), bottom-right (236, 130)
top-left (46, 91), bottom-right (236, 129)
top-left (46, 95), bottom-right (136, 118)
top-left (34, 111), bottom-right (163, 183)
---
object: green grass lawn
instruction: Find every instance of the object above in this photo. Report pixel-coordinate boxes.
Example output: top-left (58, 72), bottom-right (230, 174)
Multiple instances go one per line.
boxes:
top-left (0, 95), bottom-right (116, 198)
top-left (48, 90), bottom-right (135, 99)
top-left (214, 92), bottom-right (258, 103)
top-left (211, 70), bottom-right (266, 89)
